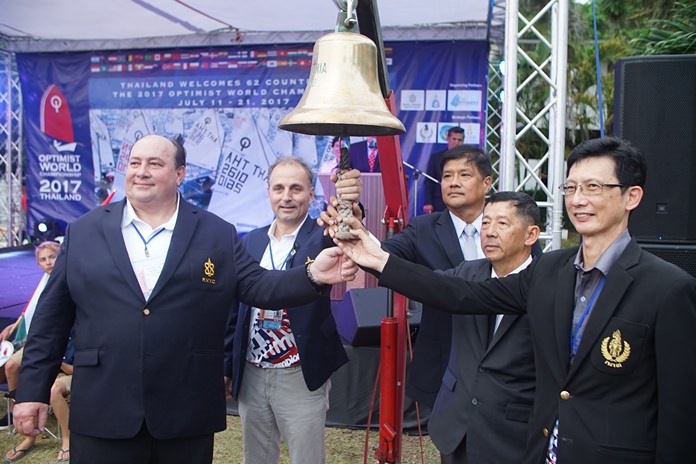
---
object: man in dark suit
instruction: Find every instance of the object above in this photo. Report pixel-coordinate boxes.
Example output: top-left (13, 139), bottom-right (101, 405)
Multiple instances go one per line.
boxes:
top-left (431, 191), bottom-right (539, 464)
top-left (424, 126), bottom-right (464, 214)
top-left (226, 157), bottom-right (349, 464)
top-left (321, 145), bottom-right (492, 415)
top-left (349, 137), bottom-right (380, 173)
top-left (381, 146), bottom-right (492, 413)
top-left (338, 137), bottom-right (696, 464)
top-left (12, 135), bottom-right (355, 464)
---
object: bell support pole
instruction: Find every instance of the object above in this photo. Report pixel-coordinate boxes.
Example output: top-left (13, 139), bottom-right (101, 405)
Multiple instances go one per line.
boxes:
top-left (356, 1), bottom-right (410, 463)
top-left (278, 1), bottom-right (410, 459)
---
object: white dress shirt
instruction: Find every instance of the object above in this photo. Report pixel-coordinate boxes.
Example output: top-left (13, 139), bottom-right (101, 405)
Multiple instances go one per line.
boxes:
top-left (121, 198), bottom-right (179, 300)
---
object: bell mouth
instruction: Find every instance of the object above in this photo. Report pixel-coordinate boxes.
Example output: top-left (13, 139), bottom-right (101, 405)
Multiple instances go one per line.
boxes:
top-left (279, 108), bottom-right (405, 136)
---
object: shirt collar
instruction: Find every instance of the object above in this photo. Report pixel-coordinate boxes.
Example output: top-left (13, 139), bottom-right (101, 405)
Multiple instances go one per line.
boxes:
top-left (267, 214), bottom-right (309, 242)
top-left (574, 228), bottom-right (632, 275)
top-left (122, 195), bottom-right (180, 231)
top-left (491, 255), bottom-right (533, 278)
top-left (449, 210), bottom-right (483, 238)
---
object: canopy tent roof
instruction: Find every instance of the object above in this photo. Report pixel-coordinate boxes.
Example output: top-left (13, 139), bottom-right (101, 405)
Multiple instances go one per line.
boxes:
top-left (0, 0), bottom-right (504, 52)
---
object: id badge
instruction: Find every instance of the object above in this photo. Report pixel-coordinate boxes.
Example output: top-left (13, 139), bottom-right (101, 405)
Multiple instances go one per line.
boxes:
top-left (260, 310), bottom-right (283, 330)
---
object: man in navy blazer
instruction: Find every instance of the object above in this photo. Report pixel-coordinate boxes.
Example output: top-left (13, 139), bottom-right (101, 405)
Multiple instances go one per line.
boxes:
top-left (338, 137), bottom-right (696, 464)
top-left (12, 136), bottom-right (354, 464)
top-left (226, 157), bottom-right (351, 464)
top-left (429, 191), bottom-right (540, 463)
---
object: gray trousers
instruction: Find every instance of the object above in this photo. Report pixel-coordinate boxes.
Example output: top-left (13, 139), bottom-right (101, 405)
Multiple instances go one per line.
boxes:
top-left (238, 362), bottom-right (331, 464)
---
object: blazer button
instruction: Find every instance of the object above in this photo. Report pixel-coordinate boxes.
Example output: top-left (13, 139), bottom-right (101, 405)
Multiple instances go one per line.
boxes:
top-left (560, 390), bottom-right (571, 400)
top-left (471, 398), bottom-right (478, 406)
top-left (143, 308), bottom-right (151, 315)
top-left (543, 428), bottom-right (549, 437)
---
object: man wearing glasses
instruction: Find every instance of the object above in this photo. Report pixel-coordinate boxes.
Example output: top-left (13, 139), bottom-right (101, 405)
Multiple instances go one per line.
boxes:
top-left (334, 137), bottom-right (696, 464)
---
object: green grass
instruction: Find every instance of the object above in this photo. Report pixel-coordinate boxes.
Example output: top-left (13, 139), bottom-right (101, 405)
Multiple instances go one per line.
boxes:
top-left (0, 410), bottom-right (440, 463)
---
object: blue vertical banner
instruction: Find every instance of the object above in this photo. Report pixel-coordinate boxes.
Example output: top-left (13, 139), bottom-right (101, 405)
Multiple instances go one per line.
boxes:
top-left (388, 41), bottom-right (489, 213)
top-left (16, 40), bottom-right (488, 233)
top-left (17, 53), bottom-right (95, 235)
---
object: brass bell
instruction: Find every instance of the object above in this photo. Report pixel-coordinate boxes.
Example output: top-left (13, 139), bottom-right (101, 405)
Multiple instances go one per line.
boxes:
top-left (279, 31), bottom-right (405, 136)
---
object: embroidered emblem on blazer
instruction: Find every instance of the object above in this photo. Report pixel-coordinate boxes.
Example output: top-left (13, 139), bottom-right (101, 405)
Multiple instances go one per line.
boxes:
top-left (601, 329), bottom-right (631, 368)
top-left (202, 258), bottom-right (216, 284)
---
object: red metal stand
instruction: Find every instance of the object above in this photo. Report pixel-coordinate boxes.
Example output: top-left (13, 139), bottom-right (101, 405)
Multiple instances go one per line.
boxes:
top-left (375, 315), bottom-right (397, 462)
top-left (373, 93), bottom-right (410, 463)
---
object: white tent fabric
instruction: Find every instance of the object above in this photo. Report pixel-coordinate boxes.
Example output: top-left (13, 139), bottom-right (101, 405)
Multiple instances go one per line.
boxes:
top-left (0, 0), bottom-right (500, 52)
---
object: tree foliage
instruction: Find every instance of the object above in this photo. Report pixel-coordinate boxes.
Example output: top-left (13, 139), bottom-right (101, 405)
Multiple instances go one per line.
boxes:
top-left (631, 1), bottom-right (696, 55)
top-left (562, 0), bottom-right (692, 139)
top-left (492, 1), bottom-right (694, 176)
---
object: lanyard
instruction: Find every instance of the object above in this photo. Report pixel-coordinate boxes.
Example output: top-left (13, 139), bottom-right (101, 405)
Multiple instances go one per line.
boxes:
top-left (260, 240), bottom-right (294, 329)
top-left (570, 276), bottom-right (606, 358)
top-left (131, 223), bottom-right (166, 258)
top-left (268, 239), bottom-right (295, 270)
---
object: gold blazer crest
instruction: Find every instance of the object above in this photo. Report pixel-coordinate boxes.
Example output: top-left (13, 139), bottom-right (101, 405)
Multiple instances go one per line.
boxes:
top-left (601, 329), bottom-right (631, 368)
top-left (202, 258), bottom-right (216, 284)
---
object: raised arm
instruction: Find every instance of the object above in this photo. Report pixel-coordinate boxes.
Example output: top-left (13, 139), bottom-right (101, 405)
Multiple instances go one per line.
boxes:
top-left (336, 224), bottom-right (529, 317)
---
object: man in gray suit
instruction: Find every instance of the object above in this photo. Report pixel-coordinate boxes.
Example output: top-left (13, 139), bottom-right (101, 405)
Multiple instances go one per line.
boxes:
top-left (432, 191), bottom-right (540, 463)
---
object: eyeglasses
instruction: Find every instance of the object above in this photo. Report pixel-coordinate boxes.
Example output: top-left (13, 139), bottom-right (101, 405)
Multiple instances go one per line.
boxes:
top-left (559, 182), bottom-right (627, 196)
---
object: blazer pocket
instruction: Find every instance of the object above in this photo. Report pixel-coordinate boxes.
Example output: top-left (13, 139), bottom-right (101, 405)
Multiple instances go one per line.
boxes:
top-left (192, 348), bottom-right (222, 357)
top-left (505, 402), bottom-right (532, 423)
top-left (191, 349), bottom-right (223, 372)
top-left (73, 349), bottom-right (99, 367)
top-left (590, 317), bottom-right (649, 375)
top-left (597, 444), bottom-right (654, 463)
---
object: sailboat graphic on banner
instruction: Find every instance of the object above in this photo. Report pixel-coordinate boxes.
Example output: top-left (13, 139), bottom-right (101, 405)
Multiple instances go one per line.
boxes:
top-left (112, 111), bottom-right (152, 201)
top-left (186, 109), bottom-right (223, 171)
top-left (40, 84), bottom-right (74, 143)
top-left (90, 114), bottom-right (114, 170)
top-left (207, 110), bottom-right (276, 232)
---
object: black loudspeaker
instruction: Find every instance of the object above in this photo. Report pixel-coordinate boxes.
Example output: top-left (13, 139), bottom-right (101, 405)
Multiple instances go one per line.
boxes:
top-left (638, 242), bottom-right (696, 278)
top-left (614, 55), bottom-right (696, 243)
top-left (332, 288), bottom-right (421, 346)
